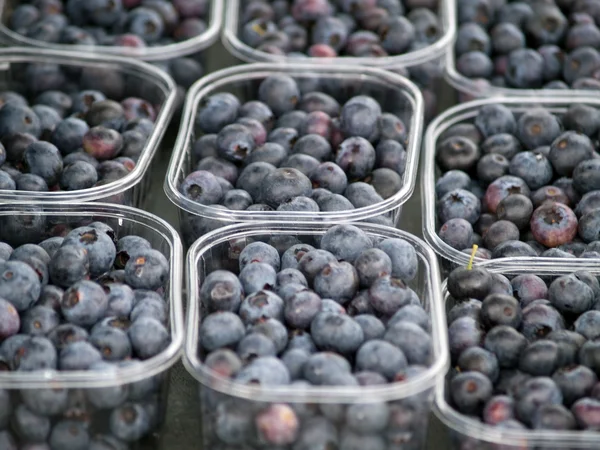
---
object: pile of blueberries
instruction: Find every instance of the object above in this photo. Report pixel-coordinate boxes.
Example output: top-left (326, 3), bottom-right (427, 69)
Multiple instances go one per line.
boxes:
top-left (0, 64), bottom-right (158, 196)
top-left (435, 102), bottom-right (600, 260)
top-left (446, 263), bottom-right (600, 436)
top-left (456, 0), bottom-right (600, 90)
top-left (179, 74), bottom-right (410, 243)
top-left (239, 0), bottom-right (441, 59)
top-left (197, 224), bottom-right (434, 449)
top-left (0, 216), bottom-right (171, 448)
top-left (7, 0), bottom-right (208, 91)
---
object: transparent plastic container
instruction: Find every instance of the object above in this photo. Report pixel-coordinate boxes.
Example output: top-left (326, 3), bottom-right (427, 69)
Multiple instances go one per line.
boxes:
top-left (421, 96), bottom-right (600, 269)
top-left (435, 261), bottom-right (600, 450)
top-left (222, 0), bottom-right (455, 70)
top-left (223, 0), bottom-right (455, 121)
top-left (165, 63), bottom-right (425, 246)
top-left (0, 0), bottom-right (224, 62)
top-left (445, 0), bottom-right (594, 102)
top-left (0, 202), bottom-right (184, 447)
top-left (184, 221), bottom-right (449, 449)
top-left (0, 48), bottom-right (177, 207)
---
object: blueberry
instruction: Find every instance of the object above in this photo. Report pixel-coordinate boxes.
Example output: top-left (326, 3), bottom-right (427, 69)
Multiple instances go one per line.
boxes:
top-left (518, 339), bottom-right (561, 376)
top-left (530, 202), bottom-right (578, 248)
top-left (283, 290), bottom-right (321, 329)
top-left (436, 136), bottom-right (480, 173)
top-left (552, 365), bottom-right (598, 407)
top-left (484, 325), bottom-right (527, 368)
top-left (437, 188), bottom-right (481, 225)
top-left (511, 274), bottom-right (548, 305)
top-left (481, 133), bottom-right (522, 161)
top-left (0, 260), bottom-right (41, 311)
top-left (258, 75), bottom-right (301, 117)
top-left (49, 420), bottom-right (90, 450)
top-left (59, 340), bottom-right (102, 370)
top-left (90, 326), bottom-right (132, 361)
top-left (458, 346), bottom-right (499, 383)
top-left (235, 355), bottom-right (291, 386)
top-left (451, 371), bottom-right (493, 415)
top-left (455, 22), bottom-right (490, 56)
top-left (483, 395), bottom-right (515, 425)
top-left (21, 305), bottom-right (59, 336)
top-left (313, 261), bottom-right (358, 304)
top-left (521, 302), bottom-right (565, 341)
top-left (384, 320), bottom-right (431, 366)
top-left (239, 290), bottom-right (284, 325)
top-left (0, 103), bottom-right (41, 140)
top-left (311, 312), bottom-right (363, 354)
top-left (571, 397), bottom-right (600, 430)
top-left (123, 248), bottom-right (168, 291)
top-left (353, 314), bottom-right (386, 341)
top-left (200, 311), bottom-right (246, 353)
top-left (201, 270), bottom-right (244, 313)
top-left (47, 323), bottom-right (89, 351)
top-left (355, 339), bottom-right (407, 380)
top-left (549, 273), bottom-right (595, 315)
top-left (457, 51), bottom-right (494, 78)
top-left (515, 377), bottom-right (563, 426)
top-left (344, 181), bottom-right (384, 208)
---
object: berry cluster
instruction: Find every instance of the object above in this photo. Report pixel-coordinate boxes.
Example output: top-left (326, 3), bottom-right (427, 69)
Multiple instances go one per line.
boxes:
top-left (436, 102), bottom-right (600, 260)
top-left (447, 263), bottom-right (600, 434)
top-left (197, 224), bottom-right (435, 448)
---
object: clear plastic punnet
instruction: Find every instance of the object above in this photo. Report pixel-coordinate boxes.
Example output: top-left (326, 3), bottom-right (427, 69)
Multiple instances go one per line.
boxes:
top-left (421, 96), bottom-right (600, 269)
top-left (445, 0), bottom-right (595, 101)
top-left (165, 63), bottom-right (424, 246)
top-left (436, 261), bottom-right (600, 450)
top-left (0, 202), bottom-right (183, 447)
top-left (0, 48), bottom-right (176, 207)
top-left (184, 221), bottom-right (449, 449)
top-left (0, 0), bottom-right (223, 61)
top-left (222, 0), bottom-right (455, 69)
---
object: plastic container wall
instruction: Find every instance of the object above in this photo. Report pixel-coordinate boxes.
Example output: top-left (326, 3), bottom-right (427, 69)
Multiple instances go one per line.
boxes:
top-left (223, 0), bottom-right (455, 121)
top-left (421, 96), bottom-right (600, 271)
top-left (0, 0), bottom-right (223, 61)
top-left (0, 202), bottom-right (183, 448)
top-left (0, 48), bottom-right (176, 207)
top-left (165, 63), bottom-right (424, 247)
top-left (184, 222), bottom-right (449, 449)
top-left (435, 261), bottom-right (600, 450)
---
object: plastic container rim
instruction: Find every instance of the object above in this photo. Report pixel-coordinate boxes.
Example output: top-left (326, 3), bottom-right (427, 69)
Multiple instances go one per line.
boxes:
top-left (0, 47), bottom-right (177, 204)
top-left (165, 62), bottom-right (424, 224)
top-left (0, 202), bottom-right (184, 389)
top-left (435, 259), bottom-right (600, 448)
top-left (421, 95), bottom-right (600, 268)
top-left (222, 0), bottom-right (456, 68)
top-left (0, 0), bottom-right (224, 61)
top-left (183, 221), bottom-right (449, 404)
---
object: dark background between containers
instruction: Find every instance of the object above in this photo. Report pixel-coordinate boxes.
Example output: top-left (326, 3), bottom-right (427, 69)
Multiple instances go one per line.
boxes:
top-left (145, 40), bottom-right (453, 449)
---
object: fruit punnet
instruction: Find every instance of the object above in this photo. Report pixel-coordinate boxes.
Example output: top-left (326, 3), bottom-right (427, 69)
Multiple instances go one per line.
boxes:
top-left (238, 0), bottom-right (442, 59)
top-left (197, 224), bottom-right (435, 449)
top-left (180, 73), bottom-right (412, 243)
top-left (446, 250), bottom-right (600, 434)
top-left (0, 218), bottom-right (171, 447)
top-left (436, 103), bottom-right (600, 260)
top-left (455, 0), bottom-right (600, 91)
